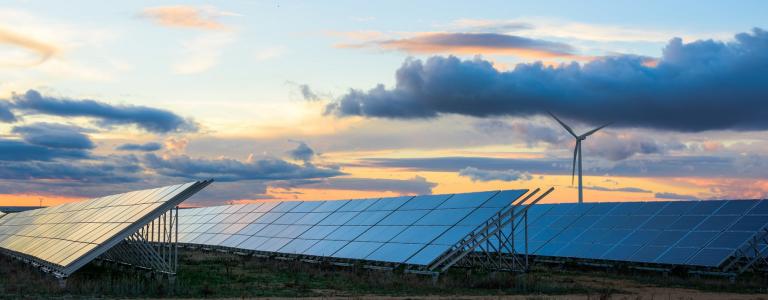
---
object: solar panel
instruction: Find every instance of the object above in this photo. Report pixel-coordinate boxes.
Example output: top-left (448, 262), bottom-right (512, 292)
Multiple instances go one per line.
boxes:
top-left (0, 180), bottom-right (211, 277)
top-left (172, 192), bottom-right (768, 274)
top-left (176, 189), bottom-right (529, 267)
top-left (498, 199), bottom-right (768, 271)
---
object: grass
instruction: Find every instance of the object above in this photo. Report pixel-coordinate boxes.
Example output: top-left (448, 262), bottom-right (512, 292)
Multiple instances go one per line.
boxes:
top-left (0, 250), bottom-right (765, 299)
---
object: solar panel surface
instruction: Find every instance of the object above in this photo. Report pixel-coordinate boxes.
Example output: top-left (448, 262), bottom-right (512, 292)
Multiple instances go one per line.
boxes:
top-left (176, 190), bottom-right (528, 266)
top-left (0, 180), bottom-right (211, 276)
top-left (509, 199), bottom-right (768, 268)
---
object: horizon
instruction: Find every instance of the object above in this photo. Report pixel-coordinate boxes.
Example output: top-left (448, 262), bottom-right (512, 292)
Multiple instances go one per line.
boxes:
top-left (1, 1), bottom-right (767, 207)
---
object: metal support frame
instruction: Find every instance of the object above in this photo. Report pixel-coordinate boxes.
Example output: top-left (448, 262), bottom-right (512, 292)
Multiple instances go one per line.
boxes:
top-left (100, 207), bottom-right (180, 277)
top-left (720, 227), bottom-right (768, 275)
top-left (427, 187), bottom-right (555, 273)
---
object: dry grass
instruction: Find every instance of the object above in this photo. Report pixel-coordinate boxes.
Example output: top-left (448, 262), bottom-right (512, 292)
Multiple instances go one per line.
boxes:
top-left (0, 250), bottom-right (765, 299)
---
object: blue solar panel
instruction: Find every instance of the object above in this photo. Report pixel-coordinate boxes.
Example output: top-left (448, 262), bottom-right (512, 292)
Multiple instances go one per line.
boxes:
top-left (748, 200), bottom-right (768, 215)
top-left (280, 238), bottom-right (318, 254)
top-left (730, 216), bottom-right (768, 231)
top-left (687, 248), bottom-right (733, 267)
top-left (717, 200), bottom-right (758, 215)
top-left (303, 240), bottom-right (346, 256)
top-left (688, 201), bottom-right (726, 215)
top-left (299, 225), bottom-right (338, 239)
top-left (334, 241), bottom-right (382, 259)
top-left (708, 231), bottom-right (755, 249)
top-left (416, 208), bottom-right (474, 225)
top-left (656, 247), bottom-right (699, 264)
top-left (676, 231), bottom-right (719, 248)
top-left (407, 244), bottom-right (451, 265)
top-left (346, 211), bottom-right (390, 225)
top-left (695, 216), bottom-right (738, 231)
top-left (438, 191), bottom-right (498, 209)
top-left (367, 242), bottom-right (424, 263)
top-left (392, 226), bottom-right (449, 244)
top-left (356, 226), bottom-right (407, 242)
top-left (482, 190), bottom-right (526, 208)
top-left (510, 199), bottom-right (766, 269)
top-left (365, 196), bottom-right (409, 211)
top-left (642, 215), bottom-right (679, 230)
top-left (173, 194), bottom-right (767, 272)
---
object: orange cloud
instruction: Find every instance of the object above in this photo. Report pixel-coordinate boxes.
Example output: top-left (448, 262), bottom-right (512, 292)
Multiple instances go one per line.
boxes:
top-left (0, 27), bottom-right (57, 66)
top-left (141, 5), bottom-right (234, 30)
top-left (340, 32), bottom-right (591, 61)
top-left (667, 177), bottom-right (768, 199)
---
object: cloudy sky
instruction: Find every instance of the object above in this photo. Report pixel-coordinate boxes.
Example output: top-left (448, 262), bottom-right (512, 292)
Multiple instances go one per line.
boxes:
top-left (0, 0), bottom-right (767, 206)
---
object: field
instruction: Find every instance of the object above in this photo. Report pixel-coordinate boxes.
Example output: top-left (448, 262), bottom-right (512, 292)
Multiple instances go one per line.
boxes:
top-left (1, 250), bottom-right (766, 299)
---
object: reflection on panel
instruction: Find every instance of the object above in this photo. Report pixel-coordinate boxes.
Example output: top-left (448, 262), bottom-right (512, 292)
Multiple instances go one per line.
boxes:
top-left (176, 189), bottom-right (529, 266)
top-left (0, 180), bottom-right (209, 274)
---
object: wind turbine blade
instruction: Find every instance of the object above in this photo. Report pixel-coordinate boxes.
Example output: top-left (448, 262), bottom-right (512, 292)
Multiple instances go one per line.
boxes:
top-left (581, 122), bottom-right (612, 138)
top-left (548, 111), bottom-right (578, 138)
top-left (571, 140), bottom-right (578, 185)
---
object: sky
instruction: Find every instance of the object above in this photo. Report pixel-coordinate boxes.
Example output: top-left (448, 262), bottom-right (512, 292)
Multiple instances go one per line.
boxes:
top-left (0, 0), bottom-right (767, 206)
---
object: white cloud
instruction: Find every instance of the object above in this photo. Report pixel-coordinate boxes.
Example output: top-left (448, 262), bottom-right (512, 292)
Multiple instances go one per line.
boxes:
top-left (173, 32), bottom-right (235, 74)
top-left (451, 17), bottom-right (732, 43)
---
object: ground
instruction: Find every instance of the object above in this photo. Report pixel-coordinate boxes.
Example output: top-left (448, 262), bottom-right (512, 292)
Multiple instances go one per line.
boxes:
top-left (1, 250), bottom-right (766, 299)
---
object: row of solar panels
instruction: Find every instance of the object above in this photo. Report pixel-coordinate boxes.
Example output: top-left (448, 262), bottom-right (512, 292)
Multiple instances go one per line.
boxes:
top-left (173, 190), bottom-right (527, 266)
top-left (504, 199), bottom-right (768, 268)
top-left (0, 181), bottom-right (210, 276)
top-left (174, 195), bottom-right (768, 271)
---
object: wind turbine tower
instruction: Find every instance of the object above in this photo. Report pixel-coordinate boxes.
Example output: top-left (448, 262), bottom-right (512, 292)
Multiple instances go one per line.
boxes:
top-left (549, 112), bottom-right (610, 204)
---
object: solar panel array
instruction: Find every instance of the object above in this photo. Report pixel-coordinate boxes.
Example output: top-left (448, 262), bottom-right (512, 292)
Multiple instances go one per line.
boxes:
top-left (0, 180), bottom-right (210, 276)
top-left (507, 199), bottom-right (768, 268)
top-left (176, 190), bottom-right (527, 266)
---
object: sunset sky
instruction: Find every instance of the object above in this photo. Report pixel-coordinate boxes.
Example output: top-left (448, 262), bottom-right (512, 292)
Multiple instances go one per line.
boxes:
top-left (0, 0), bottom-right (767, 207)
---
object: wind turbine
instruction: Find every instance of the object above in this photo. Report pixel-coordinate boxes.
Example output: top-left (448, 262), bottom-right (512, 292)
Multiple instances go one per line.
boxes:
top-left (549, 112), bottom-right (611, 204)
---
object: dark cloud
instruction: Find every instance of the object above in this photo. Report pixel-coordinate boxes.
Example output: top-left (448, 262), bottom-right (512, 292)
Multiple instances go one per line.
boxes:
top-left (278, 176), bottom-right (437, 195)
top-left (583, 132), bottom-right (685, 161)
top-left (0, 157), bottom-right (140, 183)
top-left (0, 153), bottom-right (145, 198)
top-left (287, 141), bottom-right (315, 163)
top-left (116, 142), bottom-right (163, 152)
top-left (473, 119), bottom-right (565, 146)
top-left (12, 123), bottom-right (95, 150)
top-left (142, 153), bottom-right (344, 182)
top-left (357, 155), bottom-right (767, 179)
top-left (473, 119), bottom-right (684, 160)
top-left (654, 192), bottom-right (699, 200)
top-left (299, 84), bottom-right (320, 101)
top-left (0, 139), bottom-right (90, 161)
top-left (0, 101), bottom-right (16, 122)
top-left (459, 166), bottom-right (532, 182)
top-left (327, 28), bottom-right (768, 132)
top-left (187, 180), bottom-right (272, 204)
top-left (11, 90), bottom-right (197, 133)
top-left (348, 33), bottom-right (576, 57)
